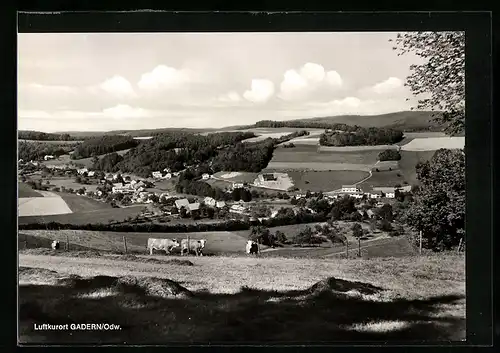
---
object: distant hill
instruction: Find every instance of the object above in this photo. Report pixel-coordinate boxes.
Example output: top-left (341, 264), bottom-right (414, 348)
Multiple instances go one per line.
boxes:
top-left (42, 111), bottom-right (443, 138)
top-left (279, 111), bottom-right (443, 132)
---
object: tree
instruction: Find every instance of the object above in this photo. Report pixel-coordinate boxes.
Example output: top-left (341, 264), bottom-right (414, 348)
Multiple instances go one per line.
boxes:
top-left (377, 204), bottom-right (394, 222)
top-left (351, 223), bottom-right (364, 257)
top-left (390, 32), bottom-right (465, 135)
top-left (179, 206), bottom-right (188, 218)
top-left (402, 148), bottom-right (465, 250)
top-left (275, 230), bottom-right (287, 244)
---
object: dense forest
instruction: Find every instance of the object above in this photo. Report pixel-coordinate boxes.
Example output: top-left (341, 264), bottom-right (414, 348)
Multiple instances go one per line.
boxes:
top-left (18, 131), bottom-right (83, 141)
top-left (18, 141), bottom-right (74, 161)
top-left (71, 135), bottom-right (140, 160)
top-left (319, 128), bottom-right (404, 146)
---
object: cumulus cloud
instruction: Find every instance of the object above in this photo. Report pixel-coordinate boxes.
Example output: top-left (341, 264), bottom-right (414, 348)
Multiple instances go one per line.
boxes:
top-left (294, 96), bottom-right (412, 117)
top-left (137, 65), bottom-right (196, 91)
top-left (279, 62), bottom-right (343, 101)
top-left (218, 91), bottom-right (242, 103)
top-left (372, 77), bottom-right (403, 94)
top-left (102, 104), bottom-right (157, 119)
top-left (99, 75), bottom-right (136, 98)
top-left (243, 79), bottom-right (275, 103)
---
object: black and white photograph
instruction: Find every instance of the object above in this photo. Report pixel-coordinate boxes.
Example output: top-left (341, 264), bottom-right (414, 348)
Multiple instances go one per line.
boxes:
top-left (16, 12), bottom-right (484, 345)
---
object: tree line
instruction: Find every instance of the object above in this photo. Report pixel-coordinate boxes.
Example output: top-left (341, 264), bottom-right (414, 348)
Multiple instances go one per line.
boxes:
top-left (18, 141), bottom-right (74, 161)
top-left (71, 135), bottom-right (140, 160)
top-left (319, 128), bottom-right (404, 147)
top-left (18, 131), bottom-right (83, 141)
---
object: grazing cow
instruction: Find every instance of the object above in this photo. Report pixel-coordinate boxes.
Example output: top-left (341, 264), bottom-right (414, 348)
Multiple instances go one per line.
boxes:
top-left (147, 238), bottom-right (180, 255)
top-left (246, 240), bottom-right (259, 255)
top-left (181, 239), bottom-right (207, 256)
top-left (51, 240), bottom-right (60, 250)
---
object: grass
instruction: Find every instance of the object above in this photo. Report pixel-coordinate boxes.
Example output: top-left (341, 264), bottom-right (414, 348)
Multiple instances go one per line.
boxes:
top-left (358, 170), bottom-right (407, 189)
top-left (18, 229), bottom-right (251, 255)
top-left (400, 137), bottom-right (465, 151)
top-left (18, 205), bottom-right (146, 226)
top-left (18, 252), bottom-right (465, 344)
top-left (18, 182), bottom-right (43, 198)
top-left (287, 170), bottom-right (370, 192)
top-left (55, 193), bottom-right (113, 213)
top-left (212, 171), bottom-right (260, 183)
top-left (273, 145), bottom-right (380, 164)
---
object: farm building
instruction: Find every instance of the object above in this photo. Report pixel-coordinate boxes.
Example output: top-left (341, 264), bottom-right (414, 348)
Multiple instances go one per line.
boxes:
top-left (175, 198), bottom-right (190, 210)
top-left (87, 171), bottom-right (95, 177)
top-left (44, 155), bottom-right (55, 161)
top-left (204, 197), bottom-right (216, 207)
top-left (112, 183), bottom-right (134, 194)
top-left (341, 185), bottom-right (362, 193)
top-left (232, 182), bottom-right (245, 189)
top-left (350, 193), bottom-right (364, 199)
top-left (370, 192), bottom-right (383, 199)
top-left (202, 173), bottom-right (211, 180)
top-left (187, 203), bottom-right (200, 213)
top-left (152, 171), bottom-right (162, 179)
top-left (77, 168), bottom-right (89, 175)
top-left (258, 173), bottom-right (277, 183)
top-left (230, 204), bottom-right (247, 214)
top-left (216, 201), bottom-right (226, 208)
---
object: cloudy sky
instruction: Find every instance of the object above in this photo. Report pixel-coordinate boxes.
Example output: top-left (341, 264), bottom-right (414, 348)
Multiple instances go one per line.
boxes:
top-left (18, 32), bottom-right (424, 132)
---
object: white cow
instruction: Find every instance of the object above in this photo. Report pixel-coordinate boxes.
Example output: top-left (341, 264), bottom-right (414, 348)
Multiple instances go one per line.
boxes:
top-left (181, 239), bottom-right (207, 256)
top-left (147, 238), bottom-right (180, 255)
top-left (246, 240), bottom-right (259, 255)
top-left (51, 240), bottom-right (60, 250)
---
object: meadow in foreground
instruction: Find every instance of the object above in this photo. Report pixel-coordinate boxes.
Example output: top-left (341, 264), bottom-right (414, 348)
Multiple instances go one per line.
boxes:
top-left (19, 252), bottom-right (465, 344)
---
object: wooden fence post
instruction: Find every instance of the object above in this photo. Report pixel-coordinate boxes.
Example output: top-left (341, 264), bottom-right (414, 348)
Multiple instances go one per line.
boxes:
top-left (123, 235), bottom-right (128, 254)
top-left (419, 230), bottom-right (423, 255)
top-left (457, 238), bottom-right (463, 254)
top-left (66, 234), bottom-right (69, 251)
top-left (358, 237), bottom-right (361, 257)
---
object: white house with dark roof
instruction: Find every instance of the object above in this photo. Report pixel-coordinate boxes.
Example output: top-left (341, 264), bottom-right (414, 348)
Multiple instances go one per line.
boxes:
top-left (175, 198), bottom-right (190, 210)
top-left (203, 197), bottom-right (216, 207)
top-left (341, 185), bottom-right (362, 193)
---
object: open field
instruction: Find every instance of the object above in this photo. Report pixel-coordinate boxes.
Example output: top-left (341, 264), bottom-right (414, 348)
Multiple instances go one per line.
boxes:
top-left (273, 145), bottom-right (381, 164)
top-left (318, 144), bottom-right (400, 152)
top-left (18, 182), bottom-right (43, 198)
top-left (287, 171), bottom-right (370, 192)
top-left (19, 251), bottom-right (465, 343)
top-left (212, 171), bottom-right (260, 183)
top-left (358, 170), bottom-right (408, 189)
top-left (45, 178), bottom-right (99, 193)
top-left (19, 229), bottom-right (252, 255)
top-left (18, 191), bottom-right (73, 217)
top-left (18, 205), bottom-right (146, 226)
top-left (400, 137), bottom-right (465, 151)
top-left (265, 162), bottom-right (372, 172)
top-left (55, 193), bottom-right (113, 213)
top-left (403, 132), bottom-right (447, 138)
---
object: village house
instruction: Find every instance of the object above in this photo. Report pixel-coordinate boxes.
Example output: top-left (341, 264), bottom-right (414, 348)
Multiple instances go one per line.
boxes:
top-left (202, 173), bottom-right (211, 180)
top-left (175, 198), bottom-right (190, 210)
top-left (77, 168), bottom-right (89, 175)
top-left (230, 204), bottom-right (247, 214)
top-left (232, 182), bottom-right (245, 189)
top-left (87, 171), bottom-right (95, 177)
top-left (112, 182), bottom-right (134, 194)
top-left (341, 185), bottom-right (362, 193)
top-left (258, 173), bottom-right (277, 183)
top-left (357, 209), bottom-right (375, 219)
top-left (203, 197), bottom-right (216, 207)
top-left (44, 155), bottom-right (55, 161)
top-left (370, 192), bottom-right (383, 199)
top-left (187, 202), bottom-right (200, 213)
top-left (164, 173), bottom-right (172, 179)
top-left (216, 201), bottom-right (226, 208)
top-left (163, 168), bottom-right (171, 173)
top-left (152, 171), bottom-right (162, 179)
